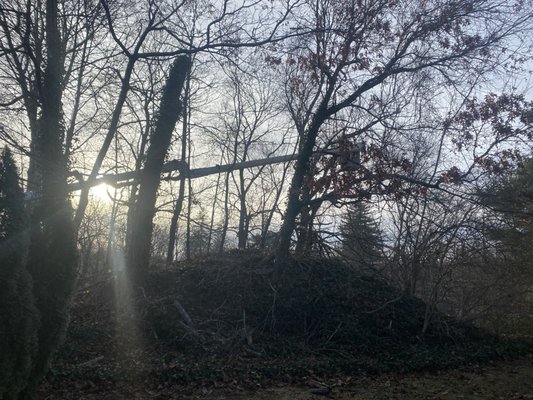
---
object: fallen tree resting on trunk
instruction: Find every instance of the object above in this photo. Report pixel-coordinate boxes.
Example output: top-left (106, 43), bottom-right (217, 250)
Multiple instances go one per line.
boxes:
top-left (66, 153), bottom-right (298, 192)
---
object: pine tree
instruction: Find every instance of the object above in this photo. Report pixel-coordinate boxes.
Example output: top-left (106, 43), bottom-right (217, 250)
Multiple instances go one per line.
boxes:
top-left (481, 158), bottom-right (533, 261)
top-left (340, 202), bottom-right (383, 272)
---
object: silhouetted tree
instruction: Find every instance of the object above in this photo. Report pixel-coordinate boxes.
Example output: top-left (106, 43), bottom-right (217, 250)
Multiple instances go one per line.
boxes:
top-left (340, 202), bottom-right (383, 272)
top-left (481, 157), bottom-right (533, 265)
top-left (274, 0), bottom-right (532, 268)
top-left (22, 0), bottom-right (78, 397)
top-left (0, 148), bottom-right (38, 399)
top-left (126, 56), bottom-right (191, 281)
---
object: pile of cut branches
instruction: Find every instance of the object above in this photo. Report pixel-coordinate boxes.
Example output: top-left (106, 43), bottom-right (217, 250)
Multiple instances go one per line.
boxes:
top-left (143, 250), bottom-right (493, 358)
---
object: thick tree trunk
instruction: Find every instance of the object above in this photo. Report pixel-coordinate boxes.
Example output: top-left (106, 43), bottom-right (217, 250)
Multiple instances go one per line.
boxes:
top-left (67, 154), bottom-right (298, 191)
top-left (274, 107), bottom-right (328, 269)
top-left (125, 94), bottom-right (153, 254)
top-left (126, 56), bottom-right (191, 281)
top-left (25, 105), bottom-right (40, 196)
top-left (23, 0), bottom-right (78, 397)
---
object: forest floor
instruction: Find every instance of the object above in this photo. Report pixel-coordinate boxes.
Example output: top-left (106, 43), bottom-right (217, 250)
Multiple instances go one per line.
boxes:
top-left (38, 355), bottom-right (533, 399)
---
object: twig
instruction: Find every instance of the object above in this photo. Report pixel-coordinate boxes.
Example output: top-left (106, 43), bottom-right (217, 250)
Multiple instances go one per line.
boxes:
top-left (173, 300), bottom-right (194, 327)
top-left (309, 380), bottom-right (332, 396)
top-left (76, 356), bottom-right (104, 368)
top-left (362, 294), bottom-right (404, 314)
top-left (177, 320), bottom-right (201, 338)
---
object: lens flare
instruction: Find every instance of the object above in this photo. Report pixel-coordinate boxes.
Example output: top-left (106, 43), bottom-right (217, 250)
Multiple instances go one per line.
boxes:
top-left (110, 247), bottom-right (143, 367)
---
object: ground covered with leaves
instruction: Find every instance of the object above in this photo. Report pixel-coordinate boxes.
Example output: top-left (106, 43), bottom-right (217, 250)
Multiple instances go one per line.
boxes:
top-left (37, 251), bottom-right (532, 399)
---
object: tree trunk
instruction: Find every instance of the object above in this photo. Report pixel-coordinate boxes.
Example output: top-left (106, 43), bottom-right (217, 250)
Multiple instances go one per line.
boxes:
top-left (207, 158), bottom-right (224, 253)
top-left (167, 176), bottom-right (186, 262)
top-left (294, 203), bottom-right (317, 255)
top-left (166, 70), bottom-right (190, 263)
top-left (218, 170), bottom-right (232, 254)
top-left (126, 56), bottom-right (191, 282)
top-left (125, 91), bottom-right (153, 254)
top-left (185, 123), bottom-right (193, 260)
top-left (274, 107), bottom-right (328, 269)
top-left (74, 56), bottom-right (136, 229)
top-left (237, 168), bottom-right (248, 249)
top-left (23, 0), bottom-right (78, 396)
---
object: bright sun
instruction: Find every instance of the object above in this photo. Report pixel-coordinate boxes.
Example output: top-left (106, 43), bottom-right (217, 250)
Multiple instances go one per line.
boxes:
top-left (91, 183), bottom-right (113, 203)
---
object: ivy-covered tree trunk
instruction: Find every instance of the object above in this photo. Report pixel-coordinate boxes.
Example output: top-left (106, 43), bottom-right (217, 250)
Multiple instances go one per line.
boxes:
top-left (166, 68), bottom-right (191, 263)
top-left (126, 56), bottom-right (191, 281)
top-left (0, 149), bottom-right (39, 400)
top-left (22, 0), bottom-right (78, 397)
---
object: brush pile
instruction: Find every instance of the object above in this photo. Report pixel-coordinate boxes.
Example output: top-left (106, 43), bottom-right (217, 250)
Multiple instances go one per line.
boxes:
top-left (144, 250), bottom-right (487, 358)
top-left (46, 249), bottom-right (530, 396)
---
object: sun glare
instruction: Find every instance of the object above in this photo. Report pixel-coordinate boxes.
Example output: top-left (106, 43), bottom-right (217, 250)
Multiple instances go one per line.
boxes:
top-left (91, 183), bottom-right (113, 203)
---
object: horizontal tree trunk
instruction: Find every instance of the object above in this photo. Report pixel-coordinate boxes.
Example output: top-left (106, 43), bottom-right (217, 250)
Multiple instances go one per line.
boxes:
top-left (67, 154), bottom-right (298, 192)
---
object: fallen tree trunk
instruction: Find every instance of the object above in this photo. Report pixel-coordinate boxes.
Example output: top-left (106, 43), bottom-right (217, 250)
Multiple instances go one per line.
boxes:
top-left (67, 153), bottom-right (298, 192)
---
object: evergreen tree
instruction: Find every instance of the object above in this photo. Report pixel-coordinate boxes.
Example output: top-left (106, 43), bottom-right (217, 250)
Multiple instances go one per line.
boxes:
top-left (0, 148), bottom-right (39, 399)
top-left (481, 158), bottom-right (533, 261)
top-left (340, 202), bottom-right (383, 272)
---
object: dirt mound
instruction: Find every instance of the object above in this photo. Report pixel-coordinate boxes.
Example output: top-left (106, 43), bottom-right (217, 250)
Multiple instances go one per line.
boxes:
top-left (145, 251), bottom-right (498, 359)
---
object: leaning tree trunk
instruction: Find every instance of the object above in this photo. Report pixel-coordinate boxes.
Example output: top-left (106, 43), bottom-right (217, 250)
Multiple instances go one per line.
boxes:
top-left (166, 69), bottom-right (191, 263)
top-left (274, 106), bottom-right (328, 270)
top-left (126, 56), bottom-right (191, 282)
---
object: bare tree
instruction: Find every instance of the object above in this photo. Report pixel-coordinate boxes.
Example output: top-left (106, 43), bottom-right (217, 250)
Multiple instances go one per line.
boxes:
top-left (274, 0), bottom-right (532, 268)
